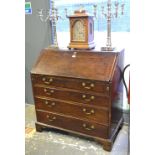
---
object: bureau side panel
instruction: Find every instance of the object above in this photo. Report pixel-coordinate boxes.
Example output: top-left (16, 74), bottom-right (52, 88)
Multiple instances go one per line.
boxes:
top-left (30, 73), bottom-right (38, 113)
top-left (110, 50), bottom-right (124, 134)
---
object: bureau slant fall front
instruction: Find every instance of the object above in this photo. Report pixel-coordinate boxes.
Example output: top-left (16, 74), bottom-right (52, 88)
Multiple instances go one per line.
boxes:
top-left (31, 48), bottom-right (124, 151)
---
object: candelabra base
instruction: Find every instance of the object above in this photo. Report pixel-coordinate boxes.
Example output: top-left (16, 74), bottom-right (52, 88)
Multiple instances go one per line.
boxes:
top-left (48, 44), bottom-right (59, 49)
top-left (101, 46), bottom-right (115, 51)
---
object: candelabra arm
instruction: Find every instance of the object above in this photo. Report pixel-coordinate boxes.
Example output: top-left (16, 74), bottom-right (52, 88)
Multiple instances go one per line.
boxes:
top-left (64, 8), bottom-right (69, 18)
top-left (93, 4), bottom-right (97, 19)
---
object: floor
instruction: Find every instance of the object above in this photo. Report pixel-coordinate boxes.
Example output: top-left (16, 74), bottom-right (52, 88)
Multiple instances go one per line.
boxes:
top-left (25, 104), bottom-right (129, 155)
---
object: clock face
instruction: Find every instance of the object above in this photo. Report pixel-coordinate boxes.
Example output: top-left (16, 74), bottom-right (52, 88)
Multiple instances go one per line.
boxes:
top-left (72, 20), bottom-right (85, 42)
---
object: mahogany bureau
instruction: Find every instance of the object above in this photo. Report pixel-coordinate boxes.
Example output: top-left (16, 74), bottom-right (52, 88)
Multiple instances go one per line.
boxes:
top-left (31, 48), bottom-right (124, 151)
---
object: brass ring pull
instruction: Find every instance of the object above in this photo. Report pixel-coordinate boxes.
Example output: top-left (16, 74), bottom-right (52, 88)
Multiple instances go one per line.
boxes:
top-left (45, 101), bottom-right (56, 107)
top-left (42, 77), bottom-right (53, 85)
top-left (46, 115), bottom-right (56, 122)
top-left (82, 82), bottom-right (94, 89)
top-left (82, 108), bottom-right (95, 115)
top-left (83, 123), bottom-right (95, 131)
top-left (44, 88), bottom-right (54, 95)
top-left (82, 95), bottom-right (95, 102)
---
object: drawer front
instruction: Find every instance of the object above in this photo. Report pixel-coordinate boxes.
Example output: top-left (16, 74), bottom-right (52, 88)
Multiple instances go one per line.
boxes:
top-left (31, 74), bottom-right (110, 95)
top-left (33, 86), bottom-right (109, 107)
top-left (36, 111), bottom-right (109, 139)
top-left (35, 97), bottom-right (109, 125)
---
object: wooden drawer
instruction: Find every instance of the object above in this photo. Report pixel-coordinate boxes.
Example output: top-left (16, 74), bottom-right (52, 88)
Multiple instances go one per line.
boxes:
top-left (36, 110), bottom-right (109, 139)
top-left (35, 97), bottom-right (109, 125)
top-left (31, 74), bottom-right (110, 95)
top-left (33, 86), bottom-right (109, 107)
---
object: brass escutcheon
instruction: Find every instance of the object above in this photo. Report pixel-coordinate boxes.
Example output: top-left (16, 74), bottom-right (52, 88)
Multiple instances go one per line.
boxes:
top-left (106, 86), bottom-right (109, 91)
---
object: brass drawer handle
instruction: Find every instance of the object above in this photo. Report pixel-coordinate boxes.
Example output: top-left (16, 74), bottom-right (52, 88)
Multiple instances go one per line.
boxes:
top-left (42, 77), bottom-right (53, 85)
top-left (82, 108), bottom-right (95, 115)
top-left (82, 123), bottom-right (95, 131)
top-left (44, 88), bottom-right (54, 95)
top-left (46, 115), bottom-right (56, 122)
top-left (82, 95), bottom-right (95, 102)
top-left (45, 101), bottom-right (56, 107)
top-left (82, 82), bottom-right (94, 89)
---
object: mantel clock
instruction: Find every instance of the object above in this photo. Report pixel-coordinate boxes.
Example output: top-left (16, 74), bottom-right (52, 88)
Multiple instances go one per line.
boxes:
top-left (68, 10), bottom-right (95, 50)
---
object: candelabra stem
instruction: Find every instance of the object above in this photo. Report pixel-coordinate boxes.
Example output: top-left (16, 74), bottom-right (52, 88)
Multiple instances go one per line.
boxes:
top-left (101, 0), bottom-right (115, 51)
top-left (49, 0), bottom-right (58, 49)
top-left (106, 17), bottom-right (112, 48)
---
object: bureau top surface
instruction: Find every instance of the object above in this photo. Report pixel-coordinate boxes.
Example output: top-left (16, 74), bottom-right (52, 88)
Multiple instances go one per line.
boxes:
top-left (31, 48), bottom-right (119, 81)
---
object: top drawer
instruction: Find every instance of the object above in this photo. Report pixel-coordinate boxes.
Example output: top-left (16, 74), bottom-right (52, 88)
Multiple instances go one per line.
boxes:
top-left (31, 74), bottom-right (110, 95)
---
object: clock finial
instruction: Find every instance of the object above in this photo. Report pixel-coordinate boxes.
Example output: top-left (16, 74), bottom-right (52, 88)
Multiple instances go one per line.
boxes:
top-left (79, 4), bottom-right (84, 13)
top-left (74, 4), bottom-right (86, 14)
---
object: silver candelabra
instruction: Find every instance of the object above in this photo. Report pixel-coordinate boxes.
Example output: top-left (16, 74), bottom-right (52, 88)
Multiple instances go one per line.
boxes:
top-left (94, 0), bottom-right (125, 51)
top-left (37, 0), bottom-right (60, 48)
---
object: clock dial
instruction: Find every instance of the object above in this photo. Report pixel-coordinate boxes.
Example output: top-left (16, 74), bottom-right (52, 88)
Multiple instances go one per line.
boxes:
top-left (73, 20), bottom-right (85, 41)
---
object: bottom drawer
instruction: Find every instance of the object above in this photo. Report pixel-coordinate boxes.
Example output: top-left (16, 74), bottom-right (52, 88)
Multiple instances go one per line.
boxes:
top-left (36, 110), bottom-right (109, 139)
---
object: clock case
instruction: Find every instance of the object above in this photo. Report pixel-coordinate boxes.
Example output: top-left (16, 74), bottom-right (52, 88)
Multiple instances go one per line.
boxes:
top-left (68, 10), bottom-right (95, 50)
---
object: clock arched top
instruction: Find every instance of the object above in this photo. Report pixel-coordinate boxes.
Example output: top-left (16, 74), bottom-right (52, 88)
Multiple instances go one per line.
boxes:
top-left (71, 18), bottom-right (87, 28)
top-left (72, 19), bottom-right (86, 42)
